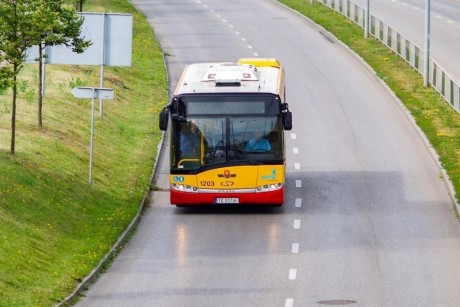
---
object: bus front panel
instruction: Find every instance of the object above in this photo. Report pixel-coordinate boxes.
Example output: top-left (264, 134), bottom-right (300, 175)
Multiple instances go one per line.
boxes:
top-left (170, 165), bottom-right (285, 206)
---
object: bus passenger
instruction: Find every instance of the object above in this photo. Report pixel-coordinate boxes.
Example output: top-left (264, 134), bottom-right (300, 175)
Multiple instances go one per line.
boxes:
top-left (180, 121), bottom-right (200, 154)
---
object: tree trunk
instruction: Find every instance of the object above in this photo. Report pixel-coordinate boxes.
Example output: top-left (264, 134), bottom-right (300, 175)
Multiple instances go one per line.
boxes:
top-left (38, 43), bottom-right (43, 127)
top-left (11, 66), bottom-right (17, 154)
top-left (75, 0), bottom-right (83, 12)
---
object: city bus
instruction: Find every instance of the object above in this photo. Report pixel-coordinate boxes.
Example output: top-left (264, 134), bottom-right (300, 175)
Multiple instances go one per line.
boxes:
top-left (159, 58), bottom-right (292, 206)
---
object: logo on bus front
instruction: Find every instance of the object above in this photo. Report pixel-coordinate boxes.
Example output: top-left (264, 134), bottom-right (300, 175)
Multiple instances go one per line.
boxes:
top-left (261, 169), bottom-right (277, 180)
top-left (218, 170), bottom-right (236, 178)
top-left (220, 181), bottom-right (234, 187)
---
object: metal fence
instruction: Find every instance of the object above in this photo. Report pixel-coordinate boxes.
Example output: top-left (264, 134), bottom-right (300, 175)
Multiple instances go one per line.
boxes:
top-left (317, 0), bottom-right (460, 113)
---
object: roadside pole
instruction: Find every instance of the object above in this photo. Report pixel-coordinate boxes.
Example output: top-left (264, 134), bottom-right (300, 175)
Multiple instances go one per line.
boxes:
top-left (71, 87), bottom-right (114, 185)
top-left (424, 0), bottom-right (431, 87)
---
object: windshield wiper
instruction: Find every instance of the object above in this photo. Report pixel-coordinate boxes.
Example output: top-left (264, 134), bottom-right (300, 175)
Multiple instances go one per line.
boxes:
top-left (204, 140), bottom-right (225, 165)
top-left (232, 145), bottom-right (256, 165)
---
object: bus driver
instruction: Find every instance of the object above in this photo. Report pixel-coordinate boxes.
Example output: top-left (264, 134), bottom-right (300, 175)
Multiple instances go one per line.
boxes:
top-left (245, 131), bottom-right (271, 152)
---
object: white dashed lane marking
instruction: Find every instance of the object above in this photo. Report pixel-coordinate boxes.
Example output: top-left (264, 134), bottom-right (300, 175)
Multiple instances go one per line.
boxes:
top-left (293, 219), bottom-right (301, 229)
top-left (385, 0), bottom-right (458, 28)
top-left (285, 298), bottom-right (294, 307)
top-left (289, 268), bottom-right (297, 280)
top-left (295, 198), bottom-right (302, 208)
top-left (292, 243), bottom-right (299, 253)
top-left (295, 180), bottom-right (302, 188)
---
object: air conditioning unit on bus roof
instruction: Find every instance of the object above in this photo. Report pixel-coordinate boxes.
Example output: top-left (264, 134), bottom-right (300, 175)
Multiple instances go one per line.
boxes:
top-left (201, 63), bottom-right (259, 86)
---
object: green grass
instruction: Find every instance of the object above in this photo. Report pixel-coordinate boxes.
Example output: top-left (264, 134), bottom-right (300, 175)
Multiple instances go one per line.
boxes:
top-left (0, 0), bottom-right (167, 305)
top-left (279, 0), bottom-right (460, 202)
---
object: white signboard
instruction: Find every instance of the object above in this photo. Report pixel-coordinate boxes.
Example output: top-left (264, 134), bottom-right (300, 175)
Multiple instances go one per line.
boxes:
top-left (71, 87), bottom-right (114, 99)
top-left (26, 13), bottom-right (132, 66)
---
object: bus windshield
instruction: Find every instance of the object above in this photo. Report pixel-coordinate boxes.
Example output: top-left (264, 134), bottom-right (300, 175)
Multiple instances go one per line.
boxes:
top-left (171, 116), bottom-right (283, 171)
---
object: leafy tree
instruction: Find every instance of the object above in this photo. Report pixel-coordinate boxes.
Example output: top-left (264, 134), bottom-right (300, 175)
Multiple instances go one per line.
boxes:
top-left (0, 0), bottom-right (43, 154)
top-left (32, 0), bottom-right (91, 127)
top-left (0, 62), bottom-right (14, 94)
top-left (0, 0), bottom-right (90, 153)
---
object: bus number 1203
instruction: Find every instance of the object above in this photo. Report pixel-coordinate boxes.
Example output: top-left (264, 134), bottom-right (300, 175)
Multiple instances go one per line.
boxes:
top-left (200, 181), bottom-right (215, 187)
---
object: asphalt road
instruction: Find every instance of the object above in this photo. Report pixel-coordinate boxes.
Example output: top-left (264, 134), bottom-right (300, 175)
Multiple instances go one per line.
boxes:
top-left (77, 0), bottom-right (460, 306)
top-left (353, 0), bottom-right (460, 82)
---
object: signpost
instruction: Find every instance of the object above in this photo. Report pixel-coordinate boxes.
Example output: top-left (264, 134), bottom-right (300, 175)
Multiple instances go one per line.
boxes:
top-left (71, 87), bottom-right (114, 185)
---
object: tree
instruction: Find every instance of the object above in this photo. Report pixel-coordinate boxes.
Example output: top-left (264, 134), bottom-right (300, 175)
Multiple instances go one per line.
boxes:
top-left (0, 0), bottom-right (43, 154)
top-left (32, 0), bottom-right (91, 127)
top-left (0, 0), bottom-right (90, 153)
top-left (0, 60), bottom-right (14, 94)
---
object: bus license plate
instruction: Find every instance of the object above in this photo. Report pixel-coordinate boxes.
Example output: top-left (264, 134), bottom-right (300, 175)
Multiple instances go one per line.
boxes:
top-left (215, 198), bottom-right (239, 204)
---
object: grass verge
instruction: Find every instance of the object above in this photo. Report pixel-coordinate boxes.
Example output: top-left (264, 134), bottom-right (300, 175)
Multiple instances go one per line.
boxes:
top-left (278, 0), bottom-right (459, 203)
top-left (0, 0), bottom-right (167, 305)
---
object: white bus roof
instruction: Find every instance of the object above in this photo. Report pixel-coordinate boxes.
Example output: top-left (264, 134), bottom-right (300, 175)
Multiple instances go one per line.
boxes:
top-left (173, 58), bottom-right (284, 96)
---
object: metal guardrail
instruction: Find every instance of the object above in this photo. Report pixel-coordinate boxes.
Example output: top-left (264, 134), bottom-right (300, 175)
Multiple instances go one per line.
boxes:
top-left (318, 0), bottom-right (460, 113)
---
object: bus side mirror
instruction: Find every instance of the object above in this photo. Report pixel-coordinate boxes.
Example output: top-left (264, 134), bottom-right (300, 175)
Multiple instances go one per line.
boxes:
top-left (283, 111), bottom-right (292, 130)
top-left (159, 107), bottom-right (169, 131)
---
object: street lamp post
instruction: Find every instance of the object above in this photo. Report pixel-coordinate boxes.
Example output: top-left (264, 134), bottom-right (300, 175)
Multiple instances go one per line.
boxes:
top-left (365, 0), bottom-right (370, 38)
top-left (424, 0), bottom-right (431, 86)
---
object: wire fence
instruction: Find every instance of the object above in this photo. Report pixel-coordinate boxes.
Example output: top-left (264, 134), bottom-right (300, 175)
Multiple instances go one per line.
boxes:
top-left (317, 0), bottom-right (460, 113)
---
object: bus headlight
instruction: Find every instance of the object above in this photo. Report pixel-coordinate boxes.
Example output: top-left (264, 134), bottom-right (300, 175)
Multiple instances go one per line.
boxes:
top-left (256, 182), bottom-right (284, 192)
top-left (171, 184), bottom-right (199, 193)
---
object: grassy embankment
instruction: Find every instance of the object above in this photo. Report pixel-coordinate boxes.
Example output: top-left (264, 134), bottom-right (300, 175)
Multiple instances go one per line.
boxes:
top-left (279, 0), bottom-right (459, 203)
top-left (0, 0), bottom-right (167, 305)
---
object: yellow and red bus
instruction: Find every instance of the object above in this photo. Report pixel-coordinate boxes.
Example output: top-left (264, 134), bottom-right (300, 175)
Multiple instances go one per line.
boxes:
top-left (159, 58), bottom-right (292, 206)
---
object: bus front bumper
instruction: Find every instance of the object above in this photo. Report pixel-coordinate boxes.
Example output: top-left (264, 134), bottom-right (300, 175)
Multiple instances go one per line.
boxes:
top-left (170, 189), bottom-right (284, 206)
